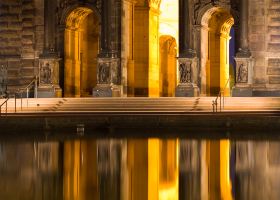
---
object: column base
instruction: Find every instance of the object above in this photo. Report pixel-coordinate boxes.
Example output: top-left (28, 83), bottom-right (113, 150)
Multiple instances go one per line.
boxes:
top-left (175, 84), bottom-right (199, 97)
top-left (92, 85), bottom-right (121, 97)
top-left (37, 85), bottom-right (62, 98)
top-left (38, 86), bottom-right (55, 98)
top-left (232, 86), bottom-right (253, 97)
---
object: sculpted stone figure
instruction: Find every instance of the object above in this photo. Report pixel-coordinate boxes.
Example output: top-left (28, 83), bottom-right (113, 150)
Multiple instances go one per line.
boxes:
top-left (186, 64), bottom-right (192, 83)
top-left (237, 63), bottom-right (248, 83)
top-left (41, 63), bottom-right (52, 84)
top-left (98, 63), bottom-right (110, 84)
top-left (179, 63), bottom-right (187, 83)
top-left (179, 63), bottom-right (192, 83)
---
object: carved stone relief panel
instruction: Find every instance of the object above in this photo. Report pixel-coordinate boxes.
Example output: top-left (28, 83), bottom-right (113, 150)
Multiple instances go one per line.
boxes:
top-left (40, 62), bottom-right (53, 85)
top-left (97, 58), bottom-right (121, 85)
top-left (39, 59), bottom-right (60, 87)
top-left (98, 62), bottom-right (111, 84)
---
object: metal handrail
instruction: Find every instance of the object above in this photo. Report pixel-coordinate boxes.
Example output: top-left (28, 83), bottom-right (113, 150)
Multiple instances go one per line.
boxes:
top-left (15, 76), bottom-right (38, 111)
top-left (0, 97), bottom-right (10, 116)
top-left (212, 76), bottom-right (231, 112)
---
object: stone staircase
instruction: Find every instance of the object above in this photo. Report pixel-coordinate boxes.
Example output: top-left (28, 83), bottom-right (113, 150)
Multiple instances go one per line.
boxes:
top-left (0, 97), bottom-right (280, 114)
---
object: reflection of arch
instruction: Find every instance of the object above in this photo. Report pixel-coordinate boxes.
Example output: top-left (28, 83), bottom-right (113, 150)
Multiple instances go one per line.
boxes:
top-left (159, 35), bottom-right (177, 97)
top-left (199, 6), bottom-right (234, 96)
top-left (64, 7), bottom-right (100, 97)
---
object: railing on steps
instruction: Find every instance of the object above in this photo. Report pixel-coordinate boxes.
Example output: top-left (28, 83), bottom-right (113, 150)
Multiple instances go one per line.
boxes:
top-left (212, 76), bottom-right (231, 113)
top-left (15, 76), bottom-right (38, 112)
top-left (0, 97), bottom-right (9, 116)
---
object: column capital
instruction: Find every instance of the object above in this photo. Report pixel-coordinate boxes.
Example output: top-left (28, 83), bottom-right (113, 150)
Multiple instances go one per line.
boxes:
top-left (148, 0), bottom-right (161, 10)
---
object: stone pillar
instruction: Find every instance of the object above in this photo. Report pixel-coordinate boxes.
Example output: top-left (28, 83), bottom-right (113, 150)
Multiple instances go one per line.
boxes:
top-left (232, 0), bottom-right (253, 96)
top-left (38, 0), bottom-right (62, 98)
top-left (176, 0), bottom-right (199, 97)
top-left (93, 0), bottom-right (122, 97)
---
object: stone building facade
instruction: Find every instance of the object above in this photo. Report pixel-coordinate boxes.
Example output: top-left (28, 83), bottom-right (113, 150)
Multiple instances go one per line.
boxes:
top-left (0, 0), bottom-right (280, 97)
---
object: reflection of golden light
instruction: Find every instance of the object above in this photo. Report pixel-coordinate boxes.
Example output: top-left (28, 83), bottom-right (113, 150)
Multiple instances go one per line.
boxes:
top-left (148, 139), bottom-right (179, 200)
top-left (220, 140), bottom-right (233, 200)
top-left (159, 183), bottom-right (178, 200)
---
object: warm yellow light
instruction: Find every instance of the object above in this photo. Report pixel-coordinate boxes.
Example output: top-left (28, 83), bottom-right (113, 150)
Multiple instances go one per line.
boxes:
top-left (220, 140), bottom-right (233, 200)
top-left (66, 7), bottom-right (93, 30)
top-left (159, 0), bottom-right (178, 43)
top-left (159, 183), bottom-right (178, 200)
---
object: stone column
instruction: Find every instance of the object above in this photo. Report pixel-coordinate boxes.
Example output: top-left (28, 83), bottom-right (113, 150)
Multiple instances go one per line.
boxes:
top-left (232, 0), bottom-right (253, 96)
top-left (176, 0), bottom-right (199, 97)
top-left (38, 0), bottom-right (62, 98)
top-left (93, 0), bottom-right (122, 97)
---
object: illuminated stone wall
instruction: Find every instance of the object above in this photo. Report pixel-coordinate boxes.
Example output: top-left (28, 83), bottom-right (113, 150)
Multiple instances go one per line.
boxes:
top-left (2, 0), bottom-right (280, 96)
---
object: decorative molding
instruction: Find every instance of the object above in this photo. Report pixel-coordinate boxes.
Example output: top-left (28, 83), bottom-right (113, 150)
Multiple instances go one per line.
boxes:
top-left (149, 0), bottom-right (161, 10)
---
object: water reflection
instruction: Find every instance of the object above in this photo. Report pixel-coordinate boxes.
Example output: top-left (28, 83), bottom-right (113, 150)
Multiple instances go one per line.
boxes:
top-left (1, 139), bottom-right (280, 199)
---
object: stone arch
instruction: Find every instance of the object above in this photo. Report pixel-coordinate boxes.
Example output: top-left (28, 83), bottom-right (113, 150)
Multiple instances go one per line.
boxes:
top-left (56, 3), bottom-right (101, 97)
top-left (63, 6), bottom-right (101, 97)
top-left (198, 6), bottom-right (235, 96)
top-left (59, 3), bottom-right (101, 26)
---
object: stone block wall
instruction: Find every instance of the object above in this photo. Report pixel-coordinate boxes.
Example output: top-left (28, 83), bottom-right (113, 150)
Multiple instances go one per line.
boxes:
top-left (0, 0), bottom-right (44, 93)
top-left (249, 0), bottom-right (280, 94)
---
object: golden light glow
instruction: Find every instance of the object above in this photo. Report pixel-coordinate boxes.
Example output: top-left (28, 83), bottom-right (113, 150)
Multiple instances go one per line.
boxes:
top-left (65, 8), bottom-right (93, 30)
top-left (200, 8), bottom-right (234, 96)
top-left (64, 8), bottom-right (99, 97)
top-left (148, 139), bottom-right (160, 200)
top-left (159, 0), bottom-right (178, 43)
top-left (148, 139), bottom-right (179, 200)
top-left (158, 0), bottom-right (178, 97)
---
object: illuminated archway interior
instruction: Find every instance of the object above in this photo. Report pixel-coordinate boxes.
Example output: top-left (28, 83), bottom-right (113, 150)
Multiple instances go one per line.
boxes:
top-left (201, 8), bottom-right (234, 96)
top-left (159, 36), bottom-right (177, 97)
top-left (64, 7), bottom-right (99, 97)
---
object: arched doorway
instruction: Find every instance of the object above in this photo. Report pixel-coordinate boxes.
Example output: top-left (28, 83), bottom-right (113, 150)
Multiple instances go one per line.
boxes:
top-left (159, 36), bottom-right (177, 97)
top-left (200, 7), bottom-right (234, 96)
top-left (64, 7), bottom-right (100, 97)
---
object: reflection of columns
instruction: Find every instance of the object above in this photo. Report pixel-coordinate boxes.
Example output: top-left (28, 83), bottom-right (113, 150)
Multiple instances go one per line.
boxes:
top-left (97, 140), bottom-right (122, 200)
top-left (235, 141), bottom-right (253, 200)
top-left (176, 0), bottom-right (198, 97)
top-left (233, 0), bottom-right (253, 96)
top-left (93, 0), bottom-right (121, 97)
top-left (37, 142), bottom-right (62, 200)
top-left (179, 140), bottom-right (201, 200)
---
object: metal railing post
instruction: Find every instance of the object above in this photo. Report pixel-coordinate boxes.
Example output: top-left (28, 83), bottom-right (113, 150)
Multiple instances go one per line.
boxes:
top-left (27, 88), bottom-right (29, 108)
top-left (15, 94), bottom-right (16, 113)
top-left (35, 76), bottom-right (38, 98)
top-left (219, 93), bottom-right (222, 111)
top-left (21, 92), bottom-right (22, 110)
